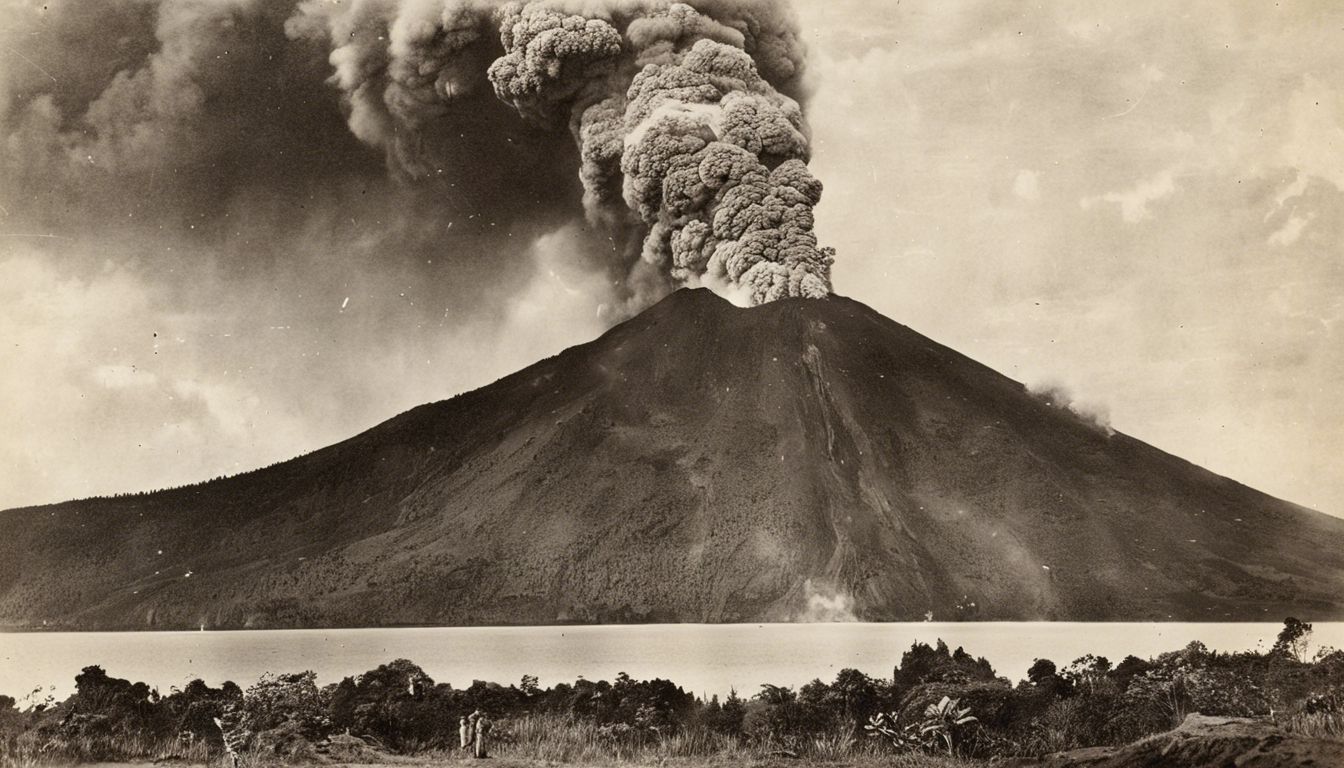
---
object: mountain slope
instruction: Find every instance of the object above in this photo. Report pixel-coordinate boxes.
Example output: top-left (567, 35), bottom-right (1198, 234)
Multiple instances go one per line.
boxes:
top-left (3, 289), bottom-right (1343, 628)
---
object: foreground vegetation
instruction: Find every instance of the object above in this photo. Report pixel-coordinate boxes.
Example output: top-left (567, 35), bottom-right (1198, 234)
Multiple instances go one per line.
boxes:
top-left (1, 620), bottom-right (1340, 766)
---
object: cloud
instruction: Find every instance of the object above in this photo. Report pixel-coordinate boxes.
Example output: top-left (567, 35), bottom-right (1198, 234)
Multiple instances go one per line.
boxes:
top-left (1081, 167), bottom-right (1179, 223)
top-left (1268, 214), bottom-right (1311, 247)
top-left (1272, 173), bottom-right (1310, 210)
top-left (0, 252), bottom-right (289, 507)
top-left (492, 224), bottom-right (613, 357)
top-left (0, 0), bottom-right (582, 313)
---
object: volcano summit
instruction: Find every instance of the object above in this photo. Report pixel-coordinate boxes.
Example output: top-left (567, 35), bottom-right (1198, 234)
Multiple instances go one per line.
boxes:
top-left (3, 289), bottom-right (1343, 629)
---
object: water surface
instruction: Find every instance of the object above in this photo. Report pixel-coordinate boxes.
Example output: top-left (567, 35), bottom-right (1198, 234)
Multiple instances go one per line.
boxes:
top-left (3, 622), bottom-right (1340, 701)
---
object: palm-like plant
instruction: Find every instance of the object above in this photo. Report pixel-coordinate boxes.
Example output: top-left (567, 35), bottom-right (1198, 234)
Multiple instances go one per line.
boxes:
top-left (865, 697), bottom-right (978, 756)
top-left (920, 696), bottom-right (977, 756)
top-left (864, 711), bottom-right (921, 750)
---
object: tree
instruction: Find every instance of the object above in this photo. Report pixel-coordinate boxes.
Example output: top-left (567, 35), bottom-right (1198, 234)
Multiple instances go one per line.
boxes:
top-left (755, 683), bottom-right (796, 706)
top-left (519, 674), bottom-right (540, 697)
top-left (1274, 618), bottom-right (1313, 663)
top-left (1063, 655), bottom-right (1112, 694)
top-left (1026, 658), bottom-right (1072, 698)
top-left (831, 668), bottom-right (879, 719)
top-left (894, 641), bottom-right (999, 692)
top-left (1027, 659), bottom-right (1057, 686)
top-left (717, 689), bottom-right (746, 736)
top-left (229, 670), bottom-right (330, 750)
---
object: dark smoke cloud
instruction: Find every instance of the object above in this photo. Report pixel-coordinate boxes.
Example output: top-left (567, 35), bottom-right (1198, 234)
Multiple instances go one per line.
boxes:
top-left (1, 0), bottom-right (578, 318)
top-left (288, 0), bottom-right (834, 306)
top-left (3, 0), bottom-right (832, 317)
top-left (4, 0), bottom-right (377, 227)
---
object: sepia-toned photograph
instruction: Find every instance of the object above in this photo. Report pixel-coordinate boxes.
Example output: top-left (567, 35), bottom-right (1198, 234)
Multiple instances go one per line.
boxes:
top-left (2, 1), bottom-right (1342, 766)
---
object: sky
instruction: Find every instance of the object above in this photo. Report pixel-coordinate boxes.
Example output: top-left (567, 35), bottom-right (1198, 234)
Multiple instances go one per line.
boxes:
top-left (1, 0), bottom-right (1341, 516)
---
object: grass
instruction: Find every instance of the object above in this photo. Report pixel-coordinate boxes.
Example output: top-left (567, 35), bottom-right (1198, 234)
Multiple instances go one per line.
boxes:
top-left (7, 709), bottom-right (1341, 767)
top-left (477, 756), bottom-right (966, 768)
top-left (311, 755), bottom-right (966, 768)
top-left (420, 715), bottom-right (967, 768)
top-left (1285, 710), bottom-right (1344, 740)
top-left (490, 715), bottom-right (751, 762)
top-left (0, 732), bottom-right (213, 768)
top-left (0, 718), bottom-right (971, 768)
top-left (484, 715), bottom-right (932, 764)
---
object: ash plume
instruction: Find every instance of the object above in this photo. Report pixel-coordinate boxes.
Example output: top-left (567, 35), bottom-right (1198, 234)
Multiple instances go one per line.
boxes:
top-left (794, 579), bottom-right (857, 622)
top-left (291, 0), bottom-right (835, 306)
top-left (1028, 380), bottom-right (1115, 437)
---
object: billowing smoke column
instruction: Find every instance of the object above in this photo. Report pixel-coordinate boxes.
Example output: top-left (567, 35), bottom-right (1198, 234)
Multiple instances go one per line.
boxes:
top-left (290, 0), bottom-right (833, 306)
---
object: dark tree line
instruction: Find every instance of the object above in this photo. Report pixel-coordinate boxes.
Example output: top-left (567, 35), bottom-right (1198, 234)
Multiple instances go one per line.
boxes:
top-left (2, 620), bottom-right (1340, 763)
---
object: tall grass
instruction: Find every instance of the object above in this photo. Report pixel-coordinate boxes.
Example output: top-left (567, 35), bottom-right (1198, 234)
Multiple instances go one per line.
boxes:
top-left (1285, 711), bottom-right (1344, 740)
top-left (495, 714), bottom-right (745, 762)
top-left (0, 716), bottom-right (937, 767)
top-left (0, 732), bottom-right (213, 768)
top-left (806, 727), bottom-right (860, 759)
top-left (496, 714), bottom-right (614, 762)
top-left (488, 714), bottom-right (906, 764)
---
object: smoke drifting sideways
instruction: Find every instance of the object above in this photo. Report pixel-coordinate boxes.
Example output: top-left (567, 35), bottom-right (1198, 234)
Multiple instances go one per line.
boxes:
top-left (289, 0), bottom-right (836, 307)
top-left (1, 0), bottom-right (582, 314)
top-left (794, 579), bottom-right (857, 622)
top-left (1028, 380), bottom-right (1115, 437)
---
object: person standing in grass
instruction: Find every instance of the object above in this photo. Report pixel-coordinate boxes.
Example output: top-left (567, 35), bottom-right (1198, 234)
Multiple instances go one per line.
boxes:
top-left (468, 710), bottom-right (483, 754)
top-left (460, 715), bottom-right (472, 752)
top-left (474, 712), bottom-right (492, 758)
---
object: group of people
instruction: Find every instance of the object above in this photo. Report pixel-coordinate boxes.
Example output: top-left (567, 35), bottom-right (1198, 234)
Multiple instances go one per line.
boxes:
top-left (460, 709), bottom-right (492, 758)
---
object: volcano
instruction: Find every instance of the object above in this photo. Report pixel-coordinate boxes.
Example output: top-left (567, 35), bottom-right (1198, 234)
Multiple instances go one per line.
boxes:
top-left (3, 289), bottom-right (1343, 629)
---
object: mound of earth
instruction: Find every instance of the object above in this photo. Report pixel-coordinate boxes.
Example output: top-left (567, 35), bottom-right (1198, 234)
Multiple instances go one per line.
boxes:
top-left (1009, 713), bottom-right (1344, 767)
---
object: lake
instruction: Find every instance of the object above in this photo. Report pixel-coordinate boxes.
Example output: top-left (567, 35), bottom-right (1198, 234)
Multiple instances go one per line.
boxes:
top-left (3, 622), bottom-right (1341, 702)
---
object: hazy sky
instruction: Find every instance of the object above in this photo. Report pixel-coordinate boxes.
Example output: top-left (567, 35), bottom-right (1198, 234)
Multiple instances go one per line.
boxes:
top-left (2, 0), bottom-right (1341, 516)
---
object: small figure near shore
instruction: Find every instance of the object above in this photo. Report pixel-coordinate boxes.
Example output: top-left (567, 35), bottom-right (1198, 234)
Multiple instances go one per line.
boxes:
top-left (473, 711), bottom-right (492, 758)
top-left (459, 715), bottom-right (472, 751)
